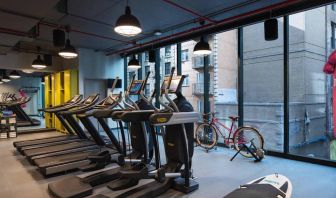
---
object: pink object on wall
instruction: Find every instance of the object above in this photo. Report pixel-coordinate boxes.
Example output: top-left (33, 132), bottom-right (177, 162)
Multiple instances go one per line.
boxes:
top-left (19, 89), bottom-right (27, 108)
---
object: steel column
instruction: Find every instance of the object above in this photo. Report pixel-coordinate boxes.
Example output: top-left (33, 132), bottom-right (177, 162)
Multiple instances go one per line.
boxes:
top-left (238, 28), bottom-right (244, 127)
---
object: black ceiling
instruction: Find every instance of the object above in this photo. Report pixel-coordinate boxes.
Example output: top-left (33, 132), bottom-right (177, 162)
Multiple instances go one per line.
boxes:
top-left (0, 0), bottom-right (310, 56)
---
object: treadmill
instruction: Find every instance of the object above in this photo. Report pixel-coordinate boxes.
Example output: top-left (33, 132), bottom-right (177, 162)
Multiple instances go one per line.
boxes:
top-left (13, 95), bottom-right (83, 152)
top-left (23, 94), bottom-right (100, 160)
top-left (33, 82), bottom-right (125, 176)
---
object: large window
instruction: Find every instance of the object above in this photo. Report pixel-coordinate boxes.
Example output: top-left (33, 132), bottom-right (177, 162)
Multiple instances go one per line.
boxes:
top-left (212, 30), bottom-right (239, 144)
top-left (182, 49), bottom-right (189, 61)
top-left (165, 46), bottom-right (171, 57)
top-left (289, 7), bottom-right (334, 161)
top-left (122, 4), bottom-right (336, 165)
top-left (243, 18), bottom-right (284, 152)
top-left (164, 62), bottom-right (171, 75)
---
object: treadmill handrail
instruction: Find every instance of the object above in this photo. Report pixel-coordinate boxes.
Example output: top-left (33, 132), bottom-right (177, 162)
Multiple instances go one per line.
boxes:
top-left (61, 94), bottom-right (100, 115)
top-left (45, 102), bottom-right (83, 113)
top-left (149, 112), bottom-right (200, 126)
top-left (120, 110), bottom-right (155, 122)
top-left (40, 95), bottom-right (83, 111)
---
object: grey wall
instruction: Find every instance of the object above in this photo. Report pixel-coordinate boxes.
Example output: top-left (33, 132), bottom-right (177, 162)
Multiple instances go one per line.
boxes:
top-left (77, 48), bottom-right (124, 130)
top-left (78, 48), bottom-right (124, 97)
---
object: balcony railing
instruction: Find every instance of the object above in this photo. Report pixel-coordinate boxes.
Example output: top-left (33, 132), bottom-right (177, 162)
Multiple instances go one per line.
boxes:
top-left (192, 55), bottom-right (214, 70)
top-left (192, 83), bottom-right (214, 95)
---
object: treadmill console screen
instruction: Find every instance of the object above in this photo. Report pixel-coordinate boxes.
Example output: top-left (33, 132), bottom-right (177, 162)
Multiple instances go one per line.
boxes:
top-left (169, 78), bottom-right (180, 93)
top-left (129, 82), bottom-right (142, 95)
top-left (161, 78), bottom-right (169, 92)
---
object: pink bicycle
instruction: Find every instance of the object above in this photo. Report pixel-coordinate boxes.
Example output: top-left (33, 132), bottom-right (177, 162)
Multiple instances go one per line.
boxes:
top-left (195, 112), bottom-right (264, 158)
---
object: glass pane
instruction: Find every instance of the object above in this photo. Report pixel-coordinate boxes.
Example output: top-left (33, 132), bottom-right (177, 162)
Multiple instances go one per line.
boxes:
top-left (212, 30), bottom-right (239, 144)
top-left (243, 18), bottom-right (284, 152)
top-left (180, 40), bottom-right (211, 114)
top-left (289, 6), bottom-right (335, 161)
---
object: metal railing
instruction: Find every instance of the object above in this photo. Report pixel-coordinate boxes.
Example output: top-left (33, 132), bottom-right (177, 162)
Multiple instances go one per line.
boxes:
top-left (192, 82), bottom-right (214, 95)
top-left (192, 55), bottom-right (214, 69)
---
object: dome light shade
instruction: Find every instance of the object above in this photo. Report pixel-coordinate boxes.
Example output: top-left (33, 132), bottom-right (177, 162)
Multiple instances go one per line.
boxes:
top-left (114, 6), bottom-right (142, 37)
top-left (128, 56), bottom-right (141, 70)
top-left (32, 55), bottom-right (47, 69)
top-left (9, 70), bottom-right (21, 79)
top-left (2, 75), bottom-right (10, 82)
top-left (193, 37), bottom-right (212, 55)
top-left (22, 69), bottom-right (34, 74)
top-left (59, 39), bottom-right (78, 59)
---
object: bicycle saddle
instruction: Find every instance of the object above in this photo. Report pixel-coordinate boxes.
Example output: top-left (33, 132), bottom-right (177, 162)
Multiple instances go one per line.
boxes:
top-left (229, 116), bottom-right (239, 121)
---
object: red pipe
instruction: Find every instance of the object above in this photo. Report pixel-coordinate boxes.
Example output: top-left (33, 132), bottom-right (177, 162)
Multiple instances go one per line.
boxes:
top-left (162, 0), bottom-right (216, 23)
top-left (107, 0), bottom-right (301, 55)
top-left (0, 27), bottom-right (30, 37)
top-left (38, 21), bottom-right (134, 45)
top-left (0, 8), bottom-right (133, 44)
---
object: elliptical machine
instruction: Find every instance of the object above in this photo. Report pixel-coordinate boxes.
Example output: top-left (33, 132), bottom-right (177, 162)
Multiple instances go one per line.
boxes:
top-left (105, 67), bottom-right (200, 198)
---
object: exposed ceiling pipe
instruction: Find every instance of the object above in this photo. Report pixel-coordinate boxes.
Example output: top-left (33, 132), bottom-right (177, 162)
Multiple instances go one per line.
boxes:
top-left (0, 7), bottom-right (41, 21)
top-left (161, 0), bottom-right (217, 23)
top-left (107, 0), bottom-right (330, 56)
top-left (103, 0), bottom-right (260, 52)
top-left (0, 7), bottom-right (133, 44)
top-left (0, 27), bottom-right (30, 37)
top-left (38, 21), bottom-right (135, 44)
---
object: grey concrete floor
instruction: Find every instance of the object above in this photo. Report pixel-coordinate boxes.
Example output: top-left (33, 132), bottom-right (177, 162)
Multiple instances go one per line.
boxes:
top-left (0, 132), bottom-right (335, 198)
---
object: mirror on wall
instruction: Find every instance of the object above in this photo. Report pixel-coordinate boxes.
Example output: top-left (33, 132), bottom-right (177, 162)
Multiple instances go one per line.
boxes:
top-left (0, 69), bottom-right (49, 131)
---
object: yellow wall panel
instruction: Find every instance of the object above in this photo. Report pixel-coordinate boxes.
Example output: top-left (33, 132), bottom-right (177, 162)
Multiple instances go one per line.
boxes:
top-left (44, 69), bottom-right (78, 133)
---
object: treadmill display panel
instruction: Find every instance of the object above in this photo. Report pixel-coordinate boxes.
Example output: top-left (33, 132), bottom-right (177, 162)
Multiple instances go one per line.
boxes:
top-left (169, 78), bottom-right (180, 93)
top-left (161, 77), bottom-right (169, 93)
top-left (129, 82), bottom-right (142, 95)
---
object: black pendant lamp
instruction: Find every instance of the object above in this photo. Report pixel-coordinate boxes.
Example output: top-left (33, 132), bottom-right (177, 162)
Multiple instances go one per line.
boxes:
top-left (32, 47), bottom-right (46, 69)
top-left (59, 39), bottom-right (78, 59)
top-left (59, 27), bottom-right (78, 59)
top-left (128, 55), bottom-right (141, 70)
top-left (193, 37), bottom-right (211, 55)
top-left (9, 70), bottom-right (21, 79)
top-left (2, 70), bottom-right (10, 82)
top-left (32, 55), bottom-right (46, 69)
top-left (114, 1), bottom-right (142, 37)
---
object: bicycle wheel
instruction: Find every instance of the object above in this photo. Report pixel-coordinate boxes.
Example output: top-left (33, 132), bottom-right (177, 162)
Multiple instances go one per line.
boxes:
top-left (195, 123), bottom-right (218, 150)
top-left (233, 126), bottom-right (264, 158)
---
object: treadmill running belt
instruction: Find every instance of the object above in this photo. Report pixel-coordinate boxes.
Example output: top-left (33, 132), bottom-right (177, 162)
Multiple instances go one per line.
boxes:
top-left (23, 140), bottom-right (95, 157)
top-left (48, 168), bottom-right (121, 198)
top-left (15, 136), bottom-right (78, 148)
top-left (34, 150), bottom-right (98, 167)
top-left (115, 179), bottom-right (173, 198)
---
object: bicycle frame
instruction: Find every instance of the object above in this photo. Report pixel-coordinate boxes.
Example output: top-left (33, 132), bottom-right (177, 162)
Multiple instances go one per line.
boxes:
top-left (209, 116), bottom-right (237, 145)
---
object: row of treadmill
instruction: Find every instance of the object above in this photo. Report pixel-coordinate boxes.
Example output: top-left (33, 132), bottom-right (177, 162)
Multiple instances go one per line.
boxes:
top-left (13, 67), bottom-right (200, 198)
